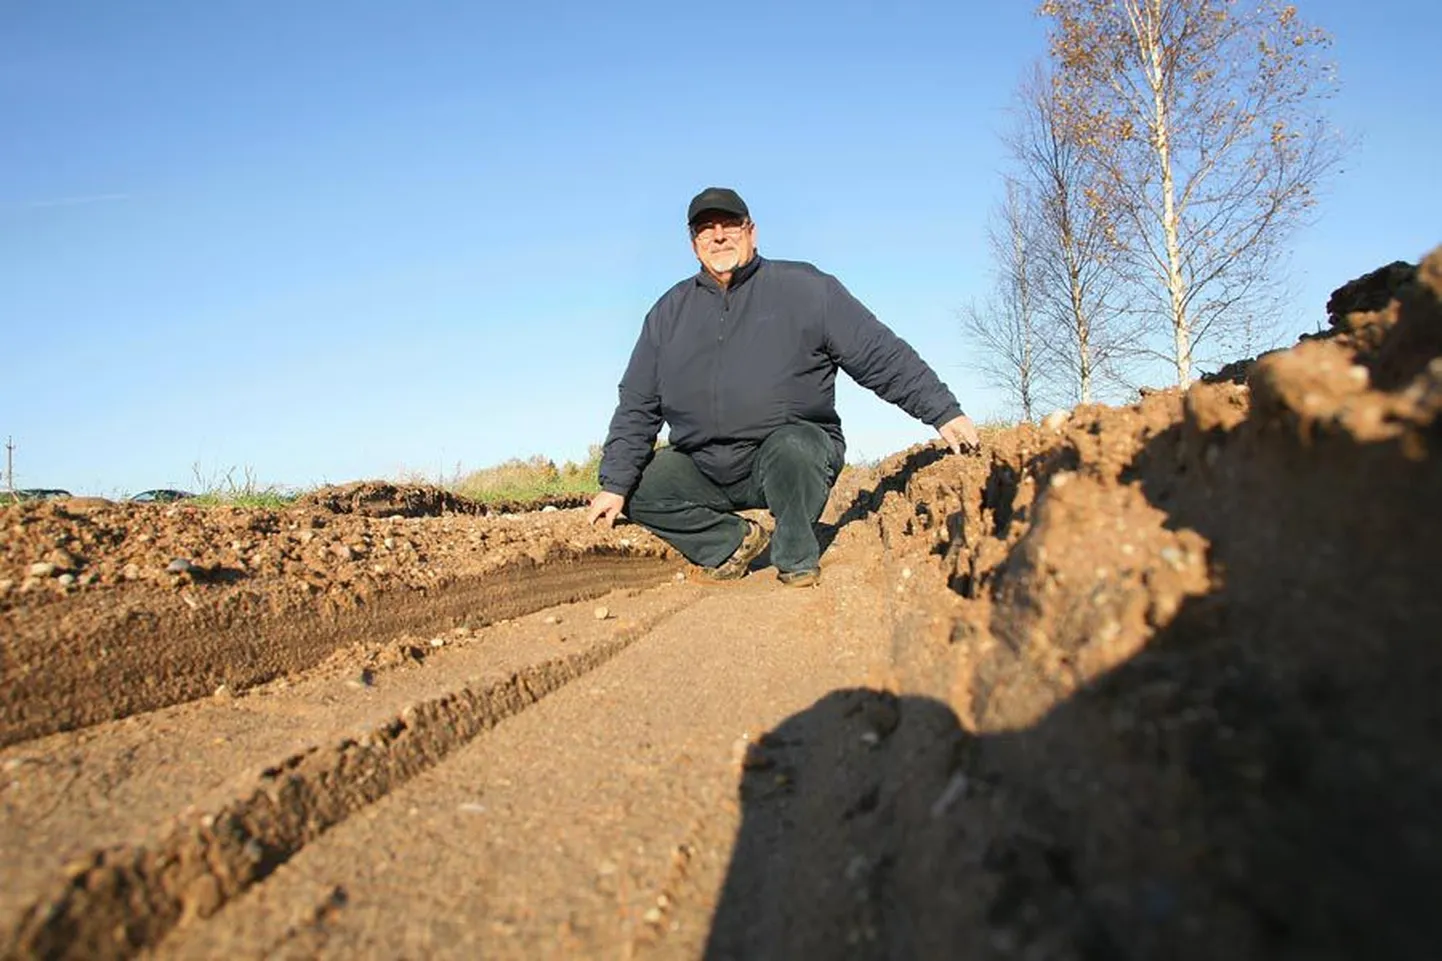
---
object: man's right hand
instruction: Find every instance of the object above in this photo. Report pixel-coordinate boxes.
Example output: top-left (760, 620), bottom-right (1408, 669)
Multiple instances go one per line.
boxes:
top-left (587, 491), bottom-right (626, 527)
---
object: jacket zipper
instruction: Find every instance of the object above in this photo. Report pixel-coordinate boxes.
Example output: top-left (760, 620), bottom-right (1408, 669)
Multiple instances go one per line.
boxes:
top-left (712, 289), bottom-right (727, 434)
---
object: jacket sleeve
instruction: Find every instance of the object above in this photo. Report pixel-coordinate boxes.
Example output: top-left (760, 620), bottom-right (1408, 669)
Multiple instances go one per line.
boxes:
top-left (821, 274), bottom-right (965, 427)
top-left (597, 309), bottom-right (664, 496)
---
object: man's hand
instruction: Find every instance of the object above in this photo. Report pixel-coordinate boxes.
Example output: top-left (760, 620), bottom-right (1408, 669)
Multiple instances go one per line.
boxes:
top-left (937, 414), bottom-right (981, 455)
top-left (587, 491), bottom-right (626, 527)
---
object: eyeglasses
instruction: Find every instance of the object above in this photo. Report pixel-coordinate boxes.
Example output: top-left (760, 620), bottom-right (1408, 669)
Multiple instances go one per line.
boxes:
top-left (689, 218), bottom-right (751, 238)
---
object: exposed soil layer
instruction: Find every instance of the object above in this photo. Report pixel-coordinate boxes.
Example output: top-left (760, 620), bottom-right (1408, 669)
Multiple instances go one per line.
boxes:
top-left (2, 250), bottom-right (1439, 959)
top-left (292, 482), bottom-right (592, 518)
top-left (1, 503), bottom-right (675, 746)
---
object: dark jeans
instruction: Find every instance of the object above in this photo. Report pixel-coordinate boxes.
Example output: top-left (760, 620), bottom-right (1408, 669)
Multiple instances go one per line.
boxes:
top-left (625, 423), bottom-right (841, 574)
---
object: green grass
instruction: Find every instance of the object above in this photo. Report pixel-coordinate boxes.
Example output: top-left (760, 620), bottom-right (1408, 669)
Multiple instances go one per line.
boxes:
top-left (185, 464), bottom-right (302, 509)
top-left (447, 445), bottom-right (602, 505)
top-left (186, 490), bottom-right (299, 509)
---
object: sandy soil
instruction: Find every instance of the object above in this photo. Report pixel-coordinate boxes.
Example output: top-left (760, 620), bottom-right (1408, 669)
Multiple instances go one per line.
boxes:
top-left (2, 250), bottom-right (1439, 959)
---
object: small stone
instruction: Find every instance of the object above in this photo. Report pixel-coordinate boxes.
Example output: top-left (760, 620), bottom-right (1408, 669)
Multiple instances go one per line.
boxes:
top-left (166, 558), bottom-right (197, 575)
top-left (28, 562), bottom-right (57, 578)
top-left (57, 573), bottom-right (75, 587)
top-left (1050, 471), bottom-right (1073, 490)
top-left (1159, 546), bottom-right (1184, 570)
top-left (544, 614), bottom-right (562, 625)
top-left (383, 537), bottom-right (396, 550)
top-left (122, 563), bottom-right (141, 581)
top-left (346, 669), bottom-right (375, 690)
top-left (593, 606), bottom-right (610, 620)
top-left (47, 548), bottom-right (80, 572)
top-left (214, 684), bottom-right (231, 698)
top-left (541, 505), bottom-right (559, 513)
top-left (429, 637), bottom-right (446, 648)
top-left (900, 567), bottom-right (912, 580)
top-left (333, 543), bottom-right (358, 561)
top-left (642, 907), bottom-right (664, 926)
top-left (673, 571), bottom-right (686, 582)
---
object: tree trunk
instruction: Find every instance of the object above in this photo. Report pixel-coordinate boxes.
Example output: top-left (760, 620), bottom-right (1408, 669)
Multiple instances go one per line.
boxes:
top-left (1137, 1), bottom-right (1192, 383)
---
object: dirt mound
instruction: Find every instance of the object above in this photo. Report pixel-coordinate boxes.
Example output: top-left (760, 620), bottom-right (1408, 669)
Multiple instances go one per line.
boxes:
top-left (1204, 256), bottom-right (1422, 385)
top-left (822, 246), bottom-right (1442, 958)
top-left (294, 481), bottom-right (590, 517)
top-left (1325, 258), bottom-right (1418, 324)
top-left (295, 481), bottom-right (486, 516)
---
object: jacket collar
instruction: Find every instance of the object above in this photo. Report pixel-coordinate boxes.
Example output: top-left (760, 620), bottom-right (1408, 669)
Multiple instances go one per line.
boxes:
top-left (695, 253), bottom-right (764, 293)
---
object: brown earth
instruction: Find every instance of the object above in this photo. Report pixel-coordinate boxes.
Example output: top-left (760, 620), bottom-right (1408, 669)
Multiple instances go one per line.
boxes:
top-left (2, 249), bottom-right (1440, 960)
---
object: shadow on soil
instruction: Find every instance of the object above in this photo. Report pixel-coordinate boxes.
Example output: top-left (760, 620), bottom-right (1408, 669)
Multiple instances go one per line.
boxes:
top-left (706, 606), bottom-right (1438, 959)
top-left (707, 423), bottom-right (1440, 959)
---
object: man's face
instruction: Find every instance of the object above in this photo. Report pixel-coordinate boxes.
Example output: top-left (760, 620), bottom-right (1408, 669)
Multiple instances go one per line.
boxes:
top-left (689, 212), bottom-right (756, 278)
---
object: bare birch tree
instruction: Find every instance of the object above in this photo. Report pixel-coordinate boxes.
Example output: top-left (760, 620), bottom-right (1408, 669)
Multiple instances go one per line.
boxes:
top-left (1041, 0), bottom-right (1343, 383)
top-left (962, 178), bottom-right (1048, 422)
top-left (1008, 64), bottom-right (1136, 405)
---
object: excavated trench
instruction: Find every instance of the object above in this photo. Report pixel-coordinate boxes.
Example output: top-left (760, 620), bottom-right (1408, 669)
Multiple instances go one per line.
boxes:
top-left (1, 251), bottom-right (1439, 959)
top-left (2, 552), bottom-right (677, 746)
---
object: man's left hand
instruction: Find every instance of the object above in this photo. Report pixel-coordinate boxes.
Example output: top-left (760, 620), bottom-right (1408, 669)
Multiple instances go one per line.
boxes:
top-left (937, 414), bottom-right (981, 455)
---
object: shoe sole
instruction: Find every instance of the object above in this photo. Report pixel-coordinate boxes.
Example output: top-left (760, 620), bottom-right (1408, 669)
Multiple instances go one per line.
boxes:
top-left (778, 569), bottom-right (821, 588)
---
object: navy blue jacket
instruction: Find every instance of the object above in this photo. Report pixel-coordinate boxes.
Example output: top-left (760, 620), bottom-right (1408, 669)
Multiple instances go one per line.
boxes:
top-left (598, 255), bottom-right (963, 494)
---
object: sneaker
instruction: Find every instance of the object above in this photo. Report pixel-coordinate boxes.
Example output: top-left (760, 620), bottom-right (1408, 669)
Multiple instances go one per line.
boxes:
top-left (777, 568), bottom-right (821, 588)
top-left (705, 519), bottom-right (770, 580)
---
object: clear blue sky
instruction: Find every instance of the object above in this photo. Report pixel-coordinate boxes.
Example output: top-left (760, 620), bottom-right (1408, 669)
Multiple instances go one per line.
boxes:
top-left (3, 1), bottom-right (1438, 496)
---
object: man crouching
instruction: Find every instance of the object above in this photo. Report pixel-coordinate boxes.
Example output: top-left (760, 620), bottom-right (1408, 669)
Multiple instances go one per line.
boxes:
top-left (587, 187), bottom-right (979, 587)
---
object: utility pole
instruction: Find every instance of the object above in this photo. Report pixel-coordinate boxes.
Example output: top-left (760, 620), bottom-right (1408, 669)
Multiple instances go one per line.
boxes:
top-left (4, 436), bottom-right (13, 502)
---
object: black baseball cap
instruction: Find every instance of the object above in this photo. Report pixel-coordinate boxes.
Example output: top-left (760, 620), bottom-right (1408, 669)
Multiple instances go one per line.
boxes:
top-left (687, 187), bottom-right (749, 226)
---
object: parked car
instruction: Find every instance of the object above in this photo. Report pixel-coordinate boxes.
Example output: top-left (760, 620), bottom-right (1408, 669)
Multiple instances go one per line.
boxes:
top-left (129, 489), bottom-right (195, 503)
top-left (9, 488), bottom-right (71, 502)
